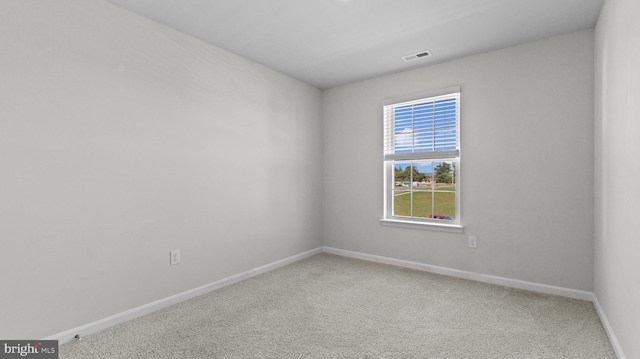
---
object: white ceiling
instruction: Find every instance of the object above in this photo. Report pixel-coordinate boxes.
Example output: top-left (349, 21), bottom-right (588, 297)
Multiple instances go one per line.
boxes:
top-left (104, 0), bottom-right (605, 89)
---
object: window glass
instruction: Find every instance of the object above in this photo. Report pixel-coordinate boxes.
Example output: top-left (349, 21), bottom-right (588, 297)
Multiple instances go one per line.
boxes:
top-left (383, 88), bottom-right (460, 226)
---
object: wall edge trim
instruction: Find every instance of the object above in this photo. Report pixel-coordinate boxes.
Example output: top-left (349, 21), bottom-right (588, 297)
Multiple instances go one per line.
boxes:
top-left (48, 245), bottom-right (625, 359)
top-left (322, 246), bottom-right (625, 358)
top-left (45, 247), bottom-right (323, 344)
top-left (592, 294), bottom-right (627, 359)
top-left (322, 246), bottom-right (593, 300)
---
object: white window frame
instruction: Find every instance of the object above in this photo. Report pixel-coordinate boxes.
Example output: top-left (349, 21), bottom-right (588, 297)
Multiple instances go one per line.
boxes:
top-left (380, 86), bottom-right (463, 233)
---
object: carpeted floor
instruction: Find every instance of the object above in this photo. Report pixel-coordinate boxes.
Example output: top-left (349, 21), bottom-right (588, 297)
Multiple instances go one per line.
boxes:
top-left (60, 253), bottom-right (616, 358)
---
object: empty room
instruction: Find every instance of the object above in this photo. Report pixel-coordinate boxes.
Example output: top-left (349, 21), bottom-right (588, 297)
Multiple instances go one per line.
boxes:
top-left (1, 0), bottom-right (638, 358)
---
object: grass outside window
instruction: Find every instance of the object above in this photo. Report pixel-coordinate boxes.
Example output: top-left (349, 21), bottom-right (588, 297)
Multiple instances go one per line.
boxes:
top-left (393, 187), bottom-right (456, 219)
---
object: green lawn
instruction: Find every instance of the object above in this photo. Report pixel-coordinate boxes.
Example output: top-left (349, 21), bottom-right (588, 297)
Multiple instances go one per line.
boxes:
top-left (394, 190), bottom-right (456, 219)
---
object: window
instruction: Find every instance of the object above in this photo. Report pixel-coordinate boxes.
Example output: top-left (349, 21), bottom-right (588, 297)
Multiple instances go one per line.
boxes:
top-left (381, 86), bottom-right (461, 231)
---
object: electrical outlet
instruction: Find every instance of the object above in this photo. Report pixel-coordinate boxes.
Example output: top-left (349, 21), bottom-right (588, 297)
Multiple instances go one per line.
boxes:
top-left (170, 249), bottom-right (181, 265)
top-left (468, 236), bottom-right (477, 248)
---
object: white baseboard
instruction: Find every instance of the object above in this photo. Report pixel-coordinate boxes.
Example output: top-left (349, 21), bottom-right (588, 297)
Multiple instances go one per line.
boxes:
top-left (592, 295), bottom-right (627, 359)
top-left (45, 247), bottom-right (323, 344)
top-left (46, 245), bottom-right (626, 359)
top-left (322, 246), bottom-right (628, 359)
top-left (322, 247), bottom-right (594, 301)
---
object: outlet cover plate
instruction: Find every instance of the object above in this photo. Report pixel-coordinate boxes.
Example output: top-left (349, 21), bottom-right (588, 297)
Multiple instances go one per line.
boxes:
top-left (170, 249), bottom-right (181, 265)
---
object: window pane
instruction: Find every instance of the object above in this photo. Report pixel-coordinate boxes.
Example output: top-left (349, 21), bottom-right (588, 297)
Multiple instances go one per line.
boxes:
top-left (393, 162), bottom-right (412, 217)
top-left (433, 161), bottom-right (455, 188)
top-left (411, 191), bottom-right (432, 219)
top-left (394, 190), bottom-right (412, 217)
top-left (393, 162), bottom-right (413, 188)
top-left (411, 161), bottom-right (431, 219)
top-left (431, 160), bottom-right (455, 221)
top-left (432, 192), bottom-right (456, 220)
top-left (394, 105), bottom-right (414, 154)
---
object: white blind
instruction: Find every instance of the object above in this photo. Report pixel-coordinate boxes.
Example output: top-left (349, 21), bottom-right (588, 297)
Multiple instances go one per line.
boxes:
top-left (383, 90), bottom-right (460, 161)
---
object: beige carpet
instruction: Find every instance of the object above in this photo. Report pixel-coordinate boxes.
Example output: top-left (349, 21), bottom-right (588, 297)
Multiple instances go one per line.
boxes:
top-left (60, 253), bottom-right (616, 358)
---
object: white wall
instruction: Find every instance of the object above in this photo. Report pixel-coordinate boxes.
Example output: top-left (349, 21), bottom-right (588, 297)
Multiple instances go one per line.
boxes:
top-left (322, 30), bottom-right (595, 291)
top-left (595, 0), bottom-right (640, 357)
top-left (0, 0), bottom-right (322, 339)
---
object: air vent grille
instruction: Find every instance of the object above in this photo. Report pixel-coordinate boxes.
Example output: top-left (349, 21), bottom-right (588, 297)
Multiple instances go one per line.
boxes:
top-left (402, 50), bottom-right (432, 62)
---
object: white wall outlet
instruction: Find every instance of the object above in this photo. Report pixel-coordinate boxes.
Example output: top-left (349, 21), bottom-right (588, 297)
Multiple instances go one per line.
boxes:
top-left (468, 236), bottom-right (477, 248)
top-left (170, 249), bottom-right (181, 265)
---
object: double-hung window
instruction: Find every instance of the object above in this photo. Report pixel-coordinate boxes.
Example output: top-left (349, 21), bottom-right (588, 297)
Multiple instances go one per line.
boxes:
top-left (382, 86), bottom-right (461, 231)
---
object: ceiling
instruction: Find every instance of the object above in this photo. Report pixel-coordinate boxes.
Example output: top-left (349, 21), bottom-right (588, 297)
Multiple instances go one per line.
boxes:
top-left (104, 0), bottom-right (605, 89)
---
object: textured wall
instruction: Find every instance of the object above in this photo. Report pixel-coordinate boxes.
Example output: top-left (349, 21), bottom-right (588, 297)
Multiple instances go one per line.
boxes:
top-left (0, 0), bottom-right (322, 339)
top-left (322, 30), bottom-right (595, 291)
top-left (595, 0), bottom-right (640, 357)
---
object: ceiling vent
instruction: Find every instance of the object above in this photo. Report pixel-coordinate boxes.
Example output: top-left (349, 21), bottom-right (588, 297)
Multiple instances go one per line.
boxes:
top-left (402, 50), bottom-right (432, 62)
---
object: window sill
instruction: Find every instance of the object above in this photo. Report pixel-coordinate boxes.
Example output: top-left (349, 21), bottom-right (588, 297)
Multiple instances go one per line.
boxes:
top-left (380, 218), bottom-right (464, 233)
